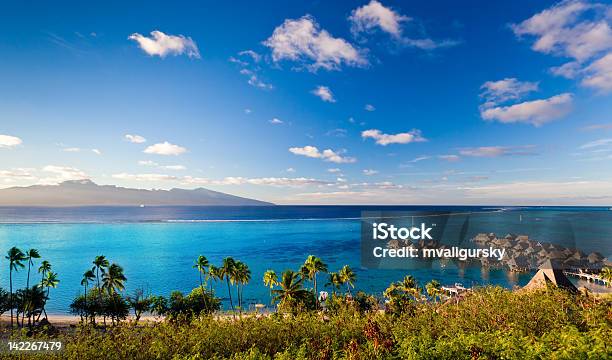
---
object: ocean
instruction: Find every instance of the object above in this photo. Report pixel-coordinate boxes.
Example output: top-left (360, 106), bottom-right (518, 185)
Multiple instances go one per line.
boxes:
top-left (0, 205), bottom-right (610, 313)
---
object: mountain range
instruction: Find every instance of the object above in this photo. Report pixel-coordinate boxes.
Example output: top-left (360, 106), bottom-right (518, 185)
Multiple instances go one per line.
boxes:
top-left (0, 180), bottom-right (273, 206)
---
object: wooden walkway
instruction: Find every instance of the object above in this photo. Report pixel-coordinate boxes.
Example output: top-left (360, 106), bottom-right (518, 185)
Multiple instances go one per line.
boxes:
top-left (564, 271), bottom-right (610, 286)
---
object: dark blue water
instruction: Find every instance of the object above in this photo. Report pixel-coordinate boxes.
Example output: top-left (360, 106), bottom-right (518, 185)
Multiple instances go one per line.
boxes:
top-left (0, 206), bottom-right (609, 313)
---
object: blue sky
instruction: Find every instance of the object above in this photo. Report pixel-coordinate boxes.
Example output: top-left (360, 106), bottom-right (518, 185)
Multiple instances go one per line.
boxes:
top-left (1, 0), bottom-right (611, 205)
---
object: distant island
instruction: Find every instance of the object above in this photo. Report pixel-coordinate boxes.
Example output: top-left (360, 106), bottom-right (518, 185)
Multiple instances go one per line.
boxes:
top-left (0, 180), bottom-right (273, 206)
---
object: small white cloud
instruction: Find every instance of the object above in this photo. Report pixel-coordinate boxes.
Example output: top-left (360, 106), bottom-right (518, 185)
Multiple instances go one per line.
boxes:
top-left (92, 149), bottom-right (101, 155)
top-left (480, 78), bottom-right (539, 106)
top-left (269, 118), bottom-right (284, 124)
top-left (125, 134), bottom-right (147, 143)
top-left (128, 30), bottom-right (200, 59)
top-left (361, 129), bottom-right (426, 145)
top-left (112, 173), bottom-right (178, 182)
top-left (286, 167), bottom-right (296, 173)
top-left (311, 85), bottom-right (336, 102)
top-left (581, 52), bottom-right (612, 92)
top-left (0, 134), bottom-right (23, 148)
top-left (39, 165), bottom-right (89, 185)
top-left (289, 145), bottom-right (356, 163)
top-left (327, 168), bottom-right (341, 173)
top-left (364, 104), bottom-right (376, 111)
top-left (263, 15), bottom-right (367, 71)
top-left (162, 165), bottom-right (186, 170)
top-left (138, 160), bottom-right (158, 166)
top-left (62, 147), bottom-right (81, 152)
top-left (238, 50), bottom-right (262, 62)
top-left (579, 138), bottom-right (612, 149)
top-left (325, 129), bottom-right (347, 137)
top-left (480, 93), bottom-right (573, 126)
top-left (183, 176), bottom-right (330, 187)
top-left (244, 108), bottom-right (252, 114)
top-left (459, 146), bottom-right (536, 157)
top-left (363, 169), bottom-right (379, 176)
top-left (408, 155), bottom-right (430, 163)
top-left (349, 0), bottom-right (409, 38)
top-left (143, 141), bottom-right (187, 156)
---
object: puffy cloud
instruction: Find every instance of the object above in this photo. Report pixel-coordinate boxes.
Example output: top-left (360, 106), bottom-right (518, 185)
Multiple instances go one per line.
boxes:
top-left (289, 145), bottom-right (357, 163)
top-left (361, 129), bottom-right (426, 145)
top-left (480, 93), bottom-right (573, 126)
top-left (143, 141), bottom-right (187, 156)
top-left (512, 1), bottom-right (612, 92)
top-left (0, 134), bottom-right (22, 148)
top-left (263, 15), bottom-right (367, 71)
top-left (311, 86), bottom-right (336, 102)
top-left (363, 169), bottom-right (379, 175)
top-left (364, 104), bottom-right (376, 111)
top-left (286, 167), bottom-right (296, 173)
top-left (581, 52), bottom-right (612, 91)
top-left (125, 134), bottom-right (147, 143)
top-left (231, 50), bottom-right (274, 90)
top-left (247, 73), bottom-right (274, 90)
top-left (269, 118), bottom-right (284, 124)
top-left (480, 78), bottom-right (539, 106)
top-left (128, 30), bottom-right (200, 59)
top-left (349, 0), bottom-right (409, 38)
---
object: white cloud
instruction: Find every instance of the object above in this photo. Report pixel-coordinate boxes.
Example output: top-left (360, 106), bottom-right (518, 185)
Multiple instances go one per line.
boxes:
top-left (364, 104), bottom-right (376, 111)
top-left (112, 173), bottom-right (178, 182)
top-left (263, 15), bottom-right (367, 71)
top-left (348, 0), bottom-right (457, 50)
top-left (363, 169), bottom-right (379, 175)
top-left (0, 168), bottom-right (36, 183)
top-left (480, 78), bottom-right (539, 106)
top-left (289, 145), bottom-right (357, 163)
top-left (162, 165), bottom-right (186, 171)
top-left (480, 93), bottom-right (573, 126)
top-left (238, 50), bottom-right (262, 62)
top-left (325, 129), bottom-right (348, 137)
top-left (247, 74), bottom-right (274, 90)
top-left (579, 138), bottom-right (612, 149)
top-left (39, 165), bottom-right (89, 185)
top-left (459, 146), bottom-right (536, 157)
top-left (125, 134), bottom-right (147, 143)
top-left (512, 1), bottom-right (612, 92)
top-left (408, 155), bottom-right (431, 163)
top-left (269, 118), bottom-right (284, 124)
top-left (438, 154), bottom-right (460, 162)
top-left (128, 30), bottom-right (200, 59)
top-left (286, 167), bottom-right (296, 173)
top-left (361, 129), bottom-right (426, 145)
top-left (581, 52), bottom-right (612, 91)
top-left (311, 85), bottom-right (336, 102)
top-left (143, 141), bottom-right (187, 156)
top-left (0, 134), bottom-right (22, 148)
top-left (349, 0), bottom-right (409, 38)
top-left (62, 147), bottom-right (81, 152)
top-left (138, 160), bottom-right (158, 166)
top-left (183, 176), bottom-right (330, 187)
top-left (327, 168), bottom-right (341, 173)
top-left (92, 149), bottom-right (101, 155)
top-left (244, 108), bottom-right (252, 114)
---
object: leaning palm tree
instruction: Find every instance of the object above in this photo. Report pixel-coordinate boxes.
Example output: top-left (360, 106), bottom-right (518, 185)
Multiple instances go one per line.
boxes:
top-left (38, 260), bottom-right (52, 284)
top-left (21, 249), bottom-right (41, 325)
top-left (271, 270), bottom-right (309, 311)
top-left (326, 272), bottom-right (342, 295)
top-left (193, 255), bottom-right (209, 310)
top-left (81, 269), bottom-right (95, 321)
top-left (220, 257), bottom-right (236, 311)
top-left (40, 271), bottom-right (59, 321)
top-left (102, 263), bottom-right (127, 295)
top-left (300, 255), bottom-right (328, 301)
top-left (6, 247), bottom-right (26, 328)
top-left (425, 279), bottom-right (442, 302)
top-left (338, 265), bottom-right (356, 295)
top-left (263, 270), bottom-right (278, 303)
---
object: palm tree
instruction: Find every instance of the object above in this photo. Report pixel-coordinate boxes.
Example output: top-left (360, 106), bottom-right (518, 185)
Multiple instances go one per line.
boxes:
top-left (601, 267), bottom-right (612, 287)
top-left (193, 255), bottom-right (209, 293)
top-left (425, 280), bottom-right (442, 302)
top-left (399, 275), bottom-right (421, 299)
top-left (263, 270), bottom-right (278, 303)
top-left (38, 260), bottom-right (51, 284)
top-left (300, 255), bottom-right (327, 302)
top-left (234, 261), bottom-right (251, 311)
top-left (207, 265), bottom-right (221, 292)
top-left (220, 257), bottom-right (236, 311)
top-left (6, 247), bottom-right (26, 328)
top-left (338, 265), bottom-right (356, 294)
top-left (102, 263), bottom-right (127, 294)
top-left (92, 255), bottom-right (109, 290)
top-left (22, 249), bottom-right (40, 325)
top-left (271, 270), bottom-right (309, 310)
top-left (81, 269), bottom-right (95, 321)
top-left (40, 271), bottom-right (59, 321)
top-left (326, 272), bottom-right (342, 295)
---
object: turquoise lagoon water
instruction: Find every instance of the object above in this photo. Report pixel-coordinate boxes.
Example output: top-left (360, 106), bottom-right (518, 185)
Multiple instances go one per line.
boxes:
top-left (0, 206), bottom-right (609, 313)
